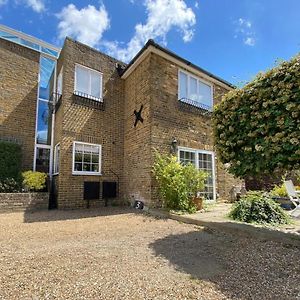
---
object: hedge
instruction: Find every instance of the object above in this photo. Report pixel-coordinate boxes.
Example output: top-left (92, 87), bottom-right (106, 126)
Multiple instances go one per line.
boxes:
top-left (0, 141), bottom-right (22, 181)
top-left (213, 54), bottom-right (300, 178)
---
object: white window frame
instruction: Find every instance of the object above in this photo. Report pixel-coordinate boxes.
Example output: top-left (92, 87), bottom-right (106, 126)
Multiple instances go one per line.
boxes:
top-left (177, 146), bottom-right (216, 201)
top-left (74, 64), bottom-right (103, 101)
top-left (53, 143), bottom-right (60, 175)
top-left (178, 69), bottom-right (214, 108)
top-left (72, 141), bottom-right (102, 176)
top-left (57, 67), bottom-right (63, 96)
top-left (33, 55), bottom-right (56, 175)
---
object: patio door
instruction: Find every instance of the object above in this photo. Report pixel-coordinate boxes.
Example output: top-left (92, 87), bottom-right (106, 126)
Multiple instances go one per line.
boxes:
top-left (178, 147), bottom-right (216, 201)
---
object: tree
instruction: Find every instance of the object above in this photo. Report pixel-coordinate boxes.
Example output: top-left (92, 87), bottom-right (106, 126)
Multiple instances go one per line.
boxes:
top-left (213, 55), bottom-right (300, 178)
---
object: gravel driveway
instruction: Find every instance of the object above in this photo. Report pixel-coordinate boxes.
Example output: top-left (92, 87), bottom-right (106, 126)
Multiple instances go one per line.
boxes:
top-left (0, 208), bottom-right (299, 300)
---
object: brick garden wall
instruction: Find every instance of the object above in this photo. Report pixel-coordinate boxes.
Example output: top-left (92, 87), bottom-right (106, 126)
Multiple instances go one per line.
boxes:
top-left (0, 193), bottom-right (49, 212)
top-left (0, 38), bottom-right (39, 171)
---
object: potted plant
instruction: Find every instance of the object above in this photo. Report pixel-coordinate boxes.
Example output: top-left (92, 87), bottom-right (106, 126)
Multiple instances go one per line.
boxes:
top-left (192, 192), bottom-right (204, 210)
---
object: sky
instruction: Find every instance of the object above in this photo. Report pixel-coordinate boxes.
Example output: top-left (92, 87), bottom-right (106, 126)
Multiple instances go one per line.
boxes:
top-left (1, 0), bottom-right (300, 85)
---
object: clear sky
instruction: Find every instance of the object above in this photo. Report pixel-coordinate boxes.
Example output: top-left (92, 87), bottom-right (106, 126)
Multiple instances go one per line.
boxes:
top-left (1, 0), bottom-right (299, 85)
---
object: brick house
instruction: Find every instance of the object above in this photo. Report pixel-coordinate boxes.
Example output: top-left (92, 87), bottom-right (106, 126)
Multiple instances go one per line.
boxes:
top-left (0, 24), bottom-right (240, 209)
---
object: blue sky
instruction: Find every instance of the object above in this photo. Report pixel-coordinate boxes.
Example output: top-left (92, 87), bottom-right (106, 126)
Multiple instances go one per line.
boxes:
top-left (1, 0), bottom-right (300, 85)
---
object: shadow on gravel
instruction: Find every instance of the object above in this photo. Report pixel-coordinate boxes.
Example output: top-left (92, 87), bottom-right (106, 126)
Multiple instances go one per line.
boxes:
top-left (23, 207), bottom-right (137, 223)
top-left (149, 230), bottom-right (300, 300)
top-left (150, 230), bottom-right (228, 280)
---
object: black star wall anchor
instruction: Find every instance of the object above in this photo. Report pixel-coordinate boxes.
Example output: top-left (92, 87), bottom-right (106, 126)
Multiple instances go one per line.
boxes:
top-left (134, 104), bottom-right (144, 127)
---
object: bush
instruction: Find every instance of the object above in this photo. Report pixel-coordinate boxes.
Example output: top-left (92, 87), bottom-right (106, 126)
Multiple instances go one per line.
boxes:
top-left (152, 152), bottom-right (207, 213)
top-left (0, 178), bottom-right (21, 193)
top-left (0, 141), bottom-right (22, 181)
top-left (22, 171), bottom-right (47, 192)
top-left (213, 54), bottom-right (300, 178)
top-left (270, 184), bottom-right (288, 197)
top-left (229, 191), bottom-right (291, 225)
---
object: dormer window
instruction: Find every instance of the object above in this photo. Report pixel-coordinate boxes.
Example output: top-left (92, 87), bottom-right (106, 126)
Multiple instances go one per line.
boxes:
top-left (74, 64), bottom-right (102, 101)
top-left (178, 70), bottom-right (213, 110)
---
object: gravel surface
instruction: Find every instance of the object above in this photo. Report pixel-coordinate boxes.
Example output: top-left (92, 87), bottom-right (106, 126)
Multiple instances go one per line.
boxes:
top-left (0, 208), bottom-right (299, 300)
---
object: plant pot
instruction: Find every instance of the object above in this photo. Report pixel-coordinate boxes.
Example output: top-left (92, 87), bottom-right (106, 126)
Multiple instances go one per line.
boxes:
top-left (192, 196), bottom-right (203, 211)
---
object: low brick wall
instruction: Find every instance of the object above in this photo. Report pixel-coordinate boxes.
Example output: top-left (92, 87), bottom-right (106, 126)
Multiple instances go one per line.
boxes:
top-left (0, 193), bottom-right (49, 212)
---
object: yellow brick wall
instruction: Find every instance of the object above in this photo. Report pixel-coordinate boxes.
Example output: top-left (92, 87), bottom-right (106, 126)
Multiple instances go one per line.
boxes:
top-left (0, 38), bottom-right (39, 170)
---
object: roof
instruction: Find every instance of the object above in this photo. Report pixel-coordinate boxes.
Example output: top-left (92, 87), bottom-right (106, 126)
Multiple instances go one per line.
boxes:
top-left (120, 39), bottom-right (234, 89)
top-left (0, 24), bottom-right (60, 58)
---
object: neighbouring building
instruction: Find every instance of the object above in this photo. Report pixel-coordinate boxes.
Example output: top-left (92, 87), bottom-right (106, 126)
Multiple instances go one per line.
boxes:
top-left (0, 24), bottom-right (241, 209)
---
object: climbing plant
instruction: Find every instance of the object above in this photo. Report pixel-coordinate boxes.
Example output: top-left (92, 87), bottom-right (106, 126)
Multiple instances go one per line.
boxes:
top-left (213, 54), bottom-right (300, 178)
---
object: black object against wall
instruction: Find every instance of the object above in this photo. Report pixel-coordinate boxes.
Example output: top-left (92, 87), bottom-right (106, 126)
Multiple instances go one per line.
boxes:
top-left (84, 182), bottom-right (100, 208)
top-left (134, 105), bottom-right (144, 127)
top-left (102, 181), bottom-right (117, 207)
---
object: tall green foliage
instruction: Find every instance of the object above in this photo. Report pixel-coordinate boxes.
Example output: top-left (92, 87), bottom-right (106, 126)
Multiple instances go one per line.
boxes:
top-left (213, 55), bottom-right (300, 178)
top-left (152, 152), bottom-right (207, 213)
top-left (0, 141), bottom-right (22, 181)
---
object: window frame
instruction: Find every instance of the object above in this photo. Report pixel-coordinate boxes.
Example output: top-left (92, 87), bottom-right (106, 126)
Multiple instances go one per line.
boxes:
top-left (177, 146), bottom-right (216, 201)
top-left (74, 64), bottom-right (103, 101)
top-left (53, 143), bottom-right (60, 175)
top-left (57, 67), bottom-right (63, 96)
top-left (72, 141), bottom-right (102, 176)
top-left (178, 69), bottom-right (214, 109)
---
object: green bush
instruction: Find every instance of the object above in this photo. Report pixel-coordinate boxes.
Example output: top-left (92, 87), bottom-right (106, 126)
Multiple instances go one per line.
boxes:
top-left (152, 152), bottom-right (207, 213)
top-left (0, 178), bottom-right (21, 193)
top-left (22, 171), bottom-right (47, 192)
top-left (213, 54), bottom-right (300, 178)
top-left (229, 191), bottom-right (291, 225)
top-left (0, 141), bottom-right (22, 181)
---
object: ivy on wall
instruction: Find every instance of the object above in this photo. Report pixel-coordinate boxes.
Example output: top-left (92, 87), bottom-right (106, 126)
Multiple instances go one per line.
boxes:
top-left (213, 55), bottom-right (300, 178)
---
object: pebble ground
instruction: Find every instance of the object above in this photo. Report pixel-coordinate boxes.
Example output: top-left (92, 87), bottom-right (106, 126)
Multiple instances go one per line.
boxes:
top-left (0, 208), bottom-right (299, 300)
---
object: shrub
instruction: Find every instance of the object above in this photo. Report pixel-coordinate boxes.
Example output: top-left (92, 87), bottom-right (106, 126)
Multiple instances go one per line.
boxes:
top-left (0, 178), bottom-right (21, 193)
top-left (152, 152), bottom-right (207, 213)
top-left (213, 54), bottom-right (300, 178)
top-left (229, 191), bottom-right (291, 225)
top-left (270, 184), bottom-right (288, 197)
top-left (22, 171), bottom-right (47, 192)
top-left (0, 141), bottom-right (22, 181)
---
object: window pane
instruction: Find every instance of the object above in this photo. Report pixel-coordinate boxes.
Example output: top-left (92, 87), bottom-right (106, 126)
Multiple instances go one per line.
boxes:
top-left (198, 152), bottom-right (214, 200)
top-left (57, 70), bottom-right (63, 95)
top-left (91, 146), bottom-right (99, 154)
top-left (189, 77), bottom-right (198, 101)
top-left (75, 152), bottom-right (83, 162)
top-left (36, 147), bottom-right (50, 173)
top-left (36, 100), bottom-right (52, 145)
top-left (179, 71), bottom-right (187, 99)
top-left (83, 163), bottom-right (91, 171)
top-left (41, 47), bottom-right (59, 57)
top-left (39, 56), bottom-right (56, 100)
top-left (76, 66), bottom-right (89, 95)
top-left (83, 144), bottom-right (92, 153)
top-left (91, 72), bottom-right (101, 99)
top-left (179, 150), bottom-right (195, 166)
top-left (180, 151), bottom-right (184, 160)
top-left (92, 164), bottom-right (99, 172)
top-left (92, 154), bottom-right (99, 163)
top-left (75, 143), bottom-right (84, 152)
top-left (73, 142), bottom-right (100, 173)
top-left (83, 153), bottom-right (91, 163)
top-left (199, 81), bottom-right (212, 107)
top-left (75, 163), bottom-right (82, 171)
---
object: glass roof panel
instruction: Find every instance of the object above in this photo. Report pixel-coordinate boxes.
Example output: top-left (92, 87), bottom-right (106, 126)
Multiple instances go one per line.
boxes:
top-left (0, 28), bottom-right (59, 58)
